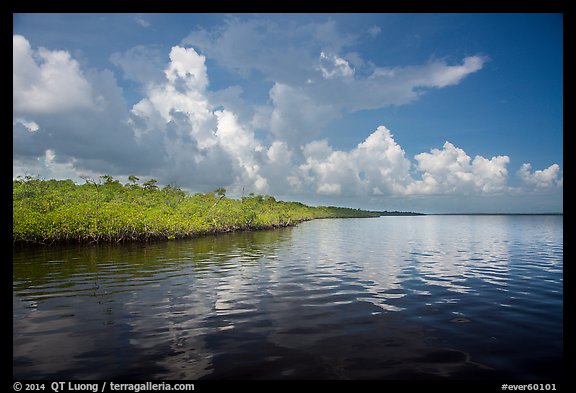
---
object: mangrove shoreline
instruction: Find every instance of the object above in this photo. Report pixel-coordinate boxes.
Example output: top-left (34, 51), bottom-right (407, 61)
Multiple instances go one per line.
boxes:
top-left (13, 176), bottom-right (422, 246)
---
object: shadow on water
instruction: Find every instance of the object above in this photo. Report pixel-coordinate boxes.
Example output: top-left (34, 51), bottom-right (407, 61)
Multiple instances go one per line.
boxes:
top-left (198, 300), bottom-right (503, 380)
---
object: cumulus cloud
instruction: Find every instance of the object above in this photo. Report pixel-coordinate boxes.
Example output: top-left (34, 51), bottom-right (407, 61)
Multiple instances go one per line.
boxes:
top-left (12, 31), bottom-right (561, 212)
top-left (317, 51), bottom-right (355, 80)
top-left (286, 127), bottom-right (518, 199)
top-left (65, 42), bottom-right (270, 193)
top-left (130, 46), bottom-right (215, 147)
top-left (471, 155), bottom-right (510, 193)
top-left (165, 46), bottom-right (209, 91)
top-left (182, 18), bottom-right (487, 136)
top-left (291, 126), bottom-right (413, 197)
top-left (409, 142), bottom-right (510, 195)
top-left (215, 109), bottom-right (268, 193)
top-left (13, 35), bottom-right (94, 115)
top-left (127, 45), bottom-right (269, 192)
top-left (110, 45), bottom-right (165, 86)
top-left (269, 83), bottom-right (339, 146)
top-left (517, 163), bottom-right (563, 190)
top-left (126, 46), bottom-right (229, 188)
top-left (13, 35), bottom-right (163, 180)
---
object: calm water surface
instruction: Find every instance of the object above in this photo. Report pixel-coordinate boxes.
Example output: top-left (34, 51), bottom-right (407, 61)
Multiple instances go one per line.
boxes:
top-left (13, 216), bottom-right (563, 379)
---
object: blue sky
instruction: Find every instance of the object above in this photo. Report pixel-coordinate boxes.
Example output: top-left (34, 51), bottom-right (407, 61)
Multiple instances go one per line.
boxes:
top-left (13, 13), bottom-right (563, 213)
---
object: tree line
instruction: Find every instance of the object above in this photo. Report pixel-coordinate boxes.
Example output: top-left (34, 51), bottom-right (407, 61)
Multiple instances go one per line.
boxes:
top-left (13, 175), bottom-right (388, 245)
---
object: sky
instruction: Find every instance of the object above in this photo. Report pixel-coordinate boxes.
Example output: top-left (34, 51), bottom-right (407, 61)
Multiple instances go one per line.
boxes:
top-left (12, 13), bottom-right (563, 213)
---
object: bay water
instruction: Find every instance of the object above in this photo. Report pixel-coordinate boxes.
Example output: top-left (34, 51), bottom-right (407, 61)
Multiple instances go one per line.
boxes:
top-left (13, 215), bottom-right (563, 379)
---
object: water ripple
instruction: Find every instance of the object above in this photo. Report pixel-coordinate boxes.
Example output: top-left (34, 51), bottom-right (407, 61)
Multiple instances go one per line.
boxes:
top-left (13, 216), bottom-right (562, 379)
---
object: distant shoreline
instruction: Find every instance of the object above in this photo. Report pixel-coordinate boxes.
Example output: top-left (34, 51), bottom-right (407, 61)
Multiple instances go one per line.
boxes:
top-left (427, 213), bottom-right (563, 216)
top-left (13, 177), bottom-right (562, 247)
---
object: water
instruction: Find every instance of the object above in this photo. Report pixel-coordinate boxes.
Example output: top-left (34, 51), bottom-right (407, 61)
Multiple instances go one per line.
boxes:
top-left (13, 215), bottom-right (563, 380)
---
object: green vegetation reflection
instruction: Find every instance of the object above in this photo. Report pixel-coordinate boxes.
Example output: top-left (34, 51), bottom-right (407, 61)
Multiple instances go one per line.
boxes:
top-left (12, 228), bottom-right (291, 299)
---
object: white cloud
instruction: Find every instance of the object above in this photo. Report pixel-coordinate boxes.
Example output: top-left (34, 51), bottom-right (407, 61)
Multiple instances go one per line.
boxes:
top-left (409, 142), bottom-right (510, 195)
top-left (12, 31), bottom-right (561, 213)
top-left (269, 83), bottom-right (339, 146)
top-left (182, 18), bottom-right (487, 138)
top-left (420, 56), bottom-right (487, 88)
top-left (309, 52), bottom-right (486, 131)
top-left (411, 142), bottom-right (475, 194)
top-left (13, 148), bottom-right (102, 184)
top-left (471, 155), bottom-right (509, 193)
top-left (215, 109), bottom-right (268, 193)
top-left (182, 19), bottom-right (283, 79)
top-left (182, 18), bottom-right (356, 84)
top-left (127, 45), bottom-right (269, 193)
top-left (135, 15), bottom-right (150, 28)
top-left (317, 51), bottom-right (355, 80)
top-left (131, 46), bottom-right (216, 148)
top-left (13, 118), bottom-right (39, 132)
top-left (518, 163), bottom-right (562, 190)
top-left (368, 25), bottom-right (381, 38)
top-left (356, 56), bottom-right (488, 109)
top-left (317, 182), bottom-right (342, 195)
top-left (302, 139), bottom-right (333, 160)
top-left (13, 35), bottom-right (95, 115)
top-left (165, 46), bottom-right (209, 91)
top-left (294, 126), bottom-right (413, 197)
top-left (125, 46), bottom-right (233, 189)
top-left (353, 126), bottom-right (413, 194)
top-left (110, 45), bottom-right (165, 85)
top-left (13, 35), bottom-right (163, 180)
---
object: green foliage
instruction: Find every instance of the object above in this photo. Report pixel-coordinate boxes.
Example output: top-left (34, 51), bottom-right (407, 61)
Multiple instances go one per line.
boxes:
top-left (142, 178), bottom-right (159, 190)
top-left (214, 187), bottom-right (226, 198)
top-left (128, 175), bottom-right (139, 184)
top-left (12, 177), bottom-right (389, 245)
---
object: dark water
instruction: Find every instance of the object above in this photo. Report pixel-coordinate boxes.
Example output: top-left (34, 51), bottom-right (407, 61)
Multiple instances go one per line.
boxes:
top-left (13, 215), bottom-right (563, 380)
